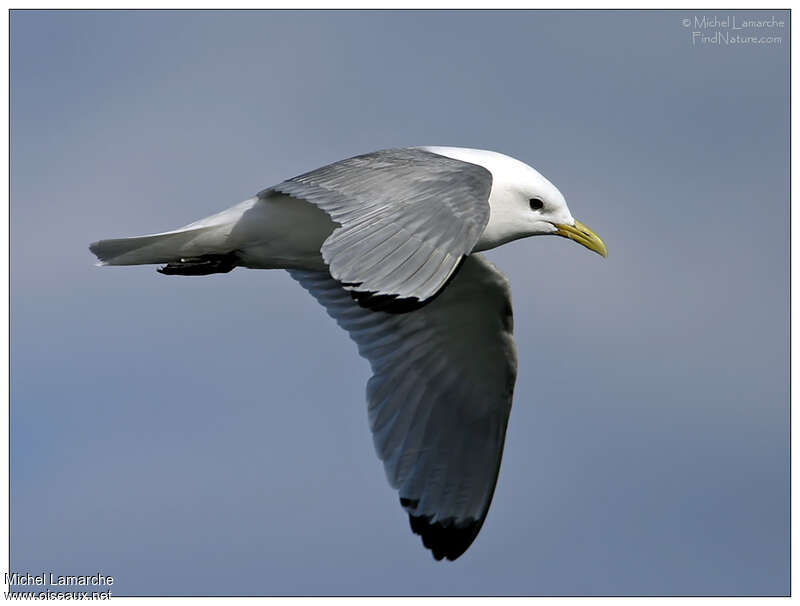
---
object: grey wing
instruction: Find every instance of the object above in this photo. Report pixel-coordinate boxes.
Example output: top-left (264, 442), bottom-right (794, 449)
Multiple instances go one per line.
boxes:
top-left (289, 254), bottom-right (517, 561)
top-left (270, 148), bottom-right (492, 311)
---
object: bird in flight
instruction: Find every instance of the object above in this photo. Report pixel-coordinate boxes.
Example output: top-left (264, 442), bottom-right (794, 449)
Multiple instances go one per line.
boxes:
top-left (89, 146), bottom-right (607, 561)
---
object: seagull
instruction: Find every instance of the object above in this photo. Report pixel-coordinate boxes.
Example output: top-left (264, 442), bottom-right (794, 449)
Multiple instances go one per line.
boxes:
top-left (89, 146), bottom-right (607, 561)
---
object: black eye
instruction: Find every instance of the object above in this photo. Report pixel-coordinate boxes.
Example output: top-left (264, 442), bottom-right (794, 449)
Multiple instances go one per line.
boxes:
top-left (529, 198), bottom-right (544, 211)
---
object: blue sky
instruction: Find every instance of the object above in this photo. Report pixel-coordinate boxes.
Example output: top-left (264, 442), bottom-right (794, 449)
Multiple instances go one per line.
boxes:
top-left (11, 10), bottom-right (789, 595)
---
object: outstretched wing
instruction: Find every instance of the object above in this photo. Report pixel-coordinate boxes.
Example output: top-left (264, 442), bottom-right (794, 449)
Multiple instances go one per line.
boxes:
top-left (289, 254), bottom-right (517, 560)
top-left (270, 148), bottom-right (492, 311)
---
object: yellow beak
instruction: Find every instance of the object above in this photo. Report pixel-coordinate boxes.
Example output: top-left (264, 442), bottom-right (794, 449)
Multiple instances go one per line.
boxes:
top-left (554, 219), bottom-right (608, 258)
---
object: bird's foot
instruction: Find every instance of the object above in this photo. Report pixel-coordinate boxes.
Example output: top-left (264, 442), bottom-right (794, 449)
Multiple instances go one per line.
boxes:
top-left (157, 253), bottom-right (237, 276)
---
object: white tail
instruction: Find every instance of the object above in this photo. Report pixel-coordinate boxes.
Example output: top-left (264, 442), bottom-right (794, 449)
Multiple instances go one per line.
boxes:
top-left (89, 198), bottom-right (261, 266)
top-left (90, 225), bottom-right (233, 266)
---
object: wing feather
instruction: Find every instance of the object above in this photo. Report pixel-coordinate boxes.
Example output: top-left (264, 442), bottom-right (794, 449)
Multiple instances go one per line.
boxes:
top-left (271, 148), bottom-right (492, 307)
top-left (289, 254), bottom-right (517, 560)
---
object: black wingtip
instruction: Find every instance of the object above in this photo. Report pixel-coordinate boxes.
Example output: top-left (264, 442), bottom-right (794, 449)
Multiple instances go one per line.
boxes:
top-left (343, 255), bottom-right (468, 314)
top-left (407, 512), bottom-right (484, 562)
top-left (348, 289), bottom-right (429, 314)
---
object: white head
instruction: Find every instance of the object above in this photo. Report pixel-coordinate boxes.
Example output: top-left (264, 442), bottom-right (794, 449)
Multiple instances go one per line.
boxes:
top-left (421, 146), bottom-right (607, 257)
